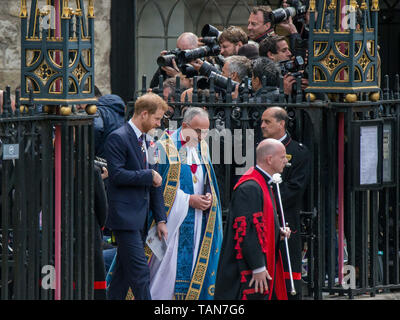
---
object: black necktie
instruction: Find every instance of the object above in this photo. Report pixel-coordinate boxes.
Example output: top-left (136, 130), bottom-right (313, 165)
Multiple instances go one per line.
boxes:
top-left (138, 133), bottom-right (147, 167)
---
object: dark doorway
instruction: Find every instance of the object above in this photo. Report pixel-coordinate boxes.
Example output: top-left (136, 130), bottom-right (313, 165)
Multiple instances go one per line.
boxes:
top-left (110, 0), bottom-right (136, 104)
top-left (378, 10), bottom-right (400, 84)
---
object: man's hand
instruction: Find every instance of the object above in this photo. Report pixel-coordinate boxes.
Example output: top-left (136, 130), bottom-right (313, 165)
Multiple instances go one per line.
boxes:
top-left (249, 269), bottom-right (272, 293)
top-left (189, 194), bottom-right (212, 211)
top-left (101, 167), bottom-right (108, 180)
top-left (301, 77), bottom-right (309, 90)
top-left (156, 221), bottom-right (168, 241)
top-left (278, 16), bottom-right (298, 35)
top-left (161, 58), bottom-right (181, 78)
top-left (190, 58), bottom-right (204, 71)
top-left (283, 74), bottom-right (297, 95)
top-left (280, 226), bottom-right (291, 240)
top-left (152, 170), bottom-right (162, 187)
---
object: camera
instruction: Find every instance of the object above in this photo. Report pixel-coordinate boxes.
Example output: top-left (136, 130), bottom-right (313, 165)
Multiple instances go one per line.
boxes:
top-left (279, 56), bottom-right (305, 75)
top-left (156, 45), bottom-right (221, 78)
top-left (180, 45), bottom-right (221, 63)
top-left (198, 61), bottom-right (221, 77)
top-left (201, 24), bottom-right (222, 39)
top-left (197, 71), bottom-right (252, 97)
top-left (156, 49), bottom-right (183, 68)
top-left (201, 36), bottom-right (219, 47)
top-left (271, 0), bottom-right (308, 24)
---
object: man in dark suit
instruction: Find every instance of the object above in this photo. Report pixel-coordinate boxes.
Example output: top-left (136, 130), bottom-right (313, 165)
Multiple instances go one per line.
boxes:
top-left (104, 93), bottom-right (169, 300)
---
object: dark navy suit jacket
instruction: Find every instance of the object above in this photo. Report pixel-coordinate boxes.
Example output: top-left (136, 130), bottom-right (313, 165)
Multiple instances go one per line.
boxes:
top-left (104, 122), bottom-right (166, 231)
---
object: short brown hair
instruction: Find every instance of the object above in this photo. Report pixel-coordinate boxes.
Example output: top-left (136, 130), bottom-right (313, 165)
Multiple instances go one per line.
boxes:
top-left (219, 26), bottom-right (248, 45)
top-left (134, 92), bottom-right (168, 115)
top-left (251, 6), bottom-right (272, 24)
top-left (259, 35), bottom-right (287, 56)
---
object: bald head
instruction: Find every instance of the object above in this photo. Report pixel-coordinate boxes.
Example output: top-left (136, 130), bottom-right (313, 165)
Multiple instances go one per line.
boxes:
top-left (177, 32), bottom-right (198, 50)
top-left (256, 138), bottom-right (287, 175)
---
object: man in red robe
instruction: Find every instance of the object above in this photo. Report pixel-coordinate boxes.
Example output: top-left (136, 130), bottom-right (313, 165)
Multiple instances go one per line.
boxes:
top-left (215, 138), bottom-right (290, 300)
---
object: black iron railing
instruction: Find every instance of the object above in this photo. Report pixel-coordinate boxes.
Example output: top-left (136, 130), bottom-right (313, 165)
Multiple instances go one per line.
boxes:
top-left (0, 87), bottom-right (95, 300)
top-left (128, 73), bottom-right (400, 299)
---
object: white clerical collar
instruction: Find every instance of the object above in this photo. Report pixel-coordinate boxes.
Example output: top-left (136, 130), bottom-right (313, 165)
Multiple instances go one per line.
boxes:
top-left (256, 165), bottom-right (273, 184)
top-left (278, 133), bottom-right (287, 142)
top-left (129, 119), bottom-right (145, 140)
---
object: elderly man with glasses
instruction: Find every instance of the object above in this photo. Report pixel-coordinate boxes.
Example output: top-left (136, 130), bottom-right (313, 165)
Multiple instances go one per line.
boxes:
top-left (148, 107), bottom-right (223, 300)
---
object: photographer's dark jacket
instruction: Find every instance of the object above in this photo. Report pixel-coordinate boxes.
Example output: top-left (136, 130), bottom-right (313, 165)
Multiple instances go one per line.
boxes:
top-left (150, 67), bottom-right (168, 89)
top-left (250, 86), bottom-right (279, 103)
top-left (94, 94), bottom-right (126, 158)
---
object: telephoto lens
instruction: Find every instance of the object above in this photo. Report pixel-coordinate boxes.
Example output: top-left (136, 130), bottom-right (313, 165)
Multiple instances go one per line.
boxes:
top-left (209, 71), bottom-right (239, 90)
top-left (179, 45), bottom-right (221, 63)
top-left (201, 36), bottom-right (218, 46)
top-left (157, 54), bottom-right (177, 67)
top-left (180, 64), bottom-right (199, 78)
top-left (271, 7), bottom-right (296, 24)
top-left (199, 61), bottom-right (220, 77)
top-left (201, 24), bottom-right (222, 39)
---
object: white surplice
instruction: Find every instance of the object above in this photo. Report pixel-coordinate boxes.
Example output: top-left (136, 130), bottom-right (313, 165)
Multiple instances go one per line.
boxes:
top-left (149, 145), bottom-right (205, 300)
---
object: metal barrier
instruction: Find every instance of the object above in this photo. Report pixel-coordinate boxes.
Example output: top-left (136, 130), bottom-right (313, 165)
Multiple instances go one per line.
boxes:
top-left (128, 73), bottom-right (400, 299)
top-left (0, 88), bottom-right (95, 300)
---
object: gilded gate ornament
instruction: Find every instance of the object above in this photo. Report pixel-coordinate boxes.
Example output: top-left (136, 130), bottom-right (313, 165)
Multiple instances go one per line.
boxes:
top-left (305, 0), bottom-right (380, 100)
top-left (20, 0), bottom-right (97, 107)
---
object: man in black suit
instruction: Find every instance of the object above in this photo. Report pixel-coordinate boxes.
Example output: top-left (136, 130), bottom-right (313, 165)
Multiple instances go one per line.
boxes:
top-left (260, 106), bottom-right (311, 299)
top-left (105, 93), bottom-right (169, 300)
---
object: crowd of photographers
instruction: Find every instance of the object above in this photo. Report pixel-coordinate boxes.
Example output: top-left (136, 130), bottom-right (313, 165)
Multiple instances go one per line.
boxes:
top-left (150, 1), bottom-right (311, 106)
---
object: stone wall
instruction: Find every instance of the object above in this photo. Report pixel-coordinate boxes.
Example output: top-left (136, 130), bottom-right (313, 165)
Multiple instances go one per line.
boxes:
top-left (0, 0), bottom-right (111, 96)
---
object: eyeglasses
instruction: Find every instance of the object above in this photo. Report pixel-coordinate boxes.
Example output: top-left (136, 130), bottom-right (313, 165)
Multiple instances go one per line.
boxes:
top-left (186, 123), bottom-right (209, 137)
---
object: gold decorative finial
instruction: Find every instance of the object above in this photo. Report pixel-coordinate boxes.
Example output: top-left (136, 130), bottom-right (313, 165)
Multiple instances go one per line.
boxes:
top-left (75, 8), bottom-right (83, 16)
top-left (309, 0), bottom-right (316, 12)
top-left (360, 0), bottom-right (367, 10)
top-left (371, 0), bottom-right (380, 11)
top-left (20, 0), bottom-right (28, 18)
top-left (88, 0), bottom-right (95, 18)
top-left (62, 0), bottom-right (71, 19)
top-left (328, 0), bottom-right (337, 10)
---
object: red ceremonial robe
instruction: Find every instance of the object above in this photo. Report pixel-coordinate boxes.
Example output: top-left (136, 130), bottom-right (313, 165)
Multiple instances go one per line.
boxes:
top-left (233, 167), bottom-right (287, 300)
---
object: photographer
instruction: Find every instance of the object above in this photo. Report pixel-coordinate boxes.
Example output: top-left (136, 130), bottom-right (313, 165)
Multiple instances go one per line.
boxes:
top-left (247, 6), bottom-right (275, 43)
top-left (259, 35), bottom-right (308, 96)
top-left (150, 32), bottom-right (199, 89)
top-left (218, 26), bottom-right (248, 58)
top-left (222, 55), bottom-right (251, 84)
top-left (250, 57), bottom-right (280, 103)
top-left (221, 55), bottom-right (252, 100)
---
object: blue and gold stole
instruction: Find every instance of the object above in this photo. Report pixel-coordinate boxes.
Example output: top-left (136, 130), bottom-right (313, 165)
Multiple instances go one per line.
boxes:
top-left (154, 129), bottom-right (223, 300)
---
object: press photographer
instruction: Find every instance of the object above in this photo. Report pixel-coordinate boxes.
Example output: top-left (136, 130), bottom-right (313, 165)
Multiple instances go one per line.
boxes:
top-left (218, 26), bottom-right (248, 58)
top-left (150, 32), bottom-right (199, 88)
top-left (193, 55), bottom-right (252, 101)
top-left (250, 57), bottom-right (280, 103)
top-left (259, 35), bottom-right (308, 96)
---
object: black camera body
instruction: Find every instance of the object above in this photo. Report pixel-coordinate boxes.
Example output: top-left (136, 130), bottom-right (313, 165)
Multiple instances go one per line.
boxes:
top-left (279, 56), bottom-right (305, 76)
top-left (156, 49), bottom-right (184, 68)
top-left (156, 23), bottom-right (223, 78)
top-left (156, 45), bottom-right (221, 78)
